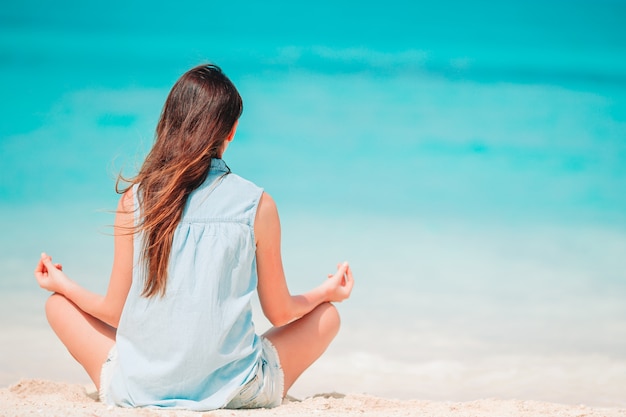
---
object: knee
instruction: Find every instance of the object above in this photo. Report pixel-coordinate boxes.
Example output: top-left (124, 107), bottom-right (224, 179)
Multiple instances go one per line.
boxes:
top-left (317, 302), bottom-right (341, 339)
top-left (45, 293), bottom-right (71, 327)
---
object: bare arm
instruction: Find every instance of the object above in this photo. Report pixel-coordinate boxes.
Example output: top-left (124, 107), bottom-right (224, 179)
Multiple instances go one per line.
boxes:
top-left (255, 192), bottom-right (354, 327)
top-left (34, 190), bottom-right (134, 328)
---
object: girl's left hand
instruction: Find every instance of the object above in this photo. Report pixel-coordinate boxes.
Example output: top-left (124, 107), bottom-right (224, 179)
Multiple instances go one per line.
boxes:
top-left (34, 252), bottom-right (69, 294)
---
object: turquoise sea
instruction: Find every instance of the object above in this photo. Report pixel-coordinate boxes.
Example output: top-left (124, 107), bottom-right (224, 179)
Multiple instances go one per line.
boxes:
top-left (1, 0), bottom-right (625, 406)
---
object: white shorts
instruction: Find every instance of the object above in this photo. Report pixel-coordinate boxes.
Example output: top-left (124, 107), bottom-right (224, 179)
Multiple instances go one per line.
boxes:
top-left (98, 345), bottom-right (117, 404)
top-left (225, 337), bottom-right (284, 409)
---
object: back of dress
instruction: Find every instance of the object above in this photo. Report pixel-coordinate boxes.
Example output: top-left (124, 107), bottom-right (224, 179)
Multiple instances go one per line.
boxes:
top-left (107, 159), bottom-right (264, 410)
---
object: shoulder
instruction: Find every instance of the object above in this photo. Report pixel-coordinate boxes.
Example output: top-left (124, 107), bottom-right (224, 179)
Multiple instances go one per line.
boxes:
top-left (254, 192), bottom-right (280, 244)
top-left (223, 172), bottom-right (263, 194)
top-left (119, 187), bottom-right (135, 212)
top-left (257, 192), bottom-right (277, 218)
top-left (219, 172), bottom-right (264, 212)
top-left (115, 188), bottom-right (135, 228)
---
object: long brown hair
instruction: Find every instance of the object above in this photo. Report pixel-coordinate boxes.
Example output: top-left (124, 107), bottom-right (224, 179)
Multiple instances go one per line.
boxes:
top-left (118, 64), bottom-right (243, 297)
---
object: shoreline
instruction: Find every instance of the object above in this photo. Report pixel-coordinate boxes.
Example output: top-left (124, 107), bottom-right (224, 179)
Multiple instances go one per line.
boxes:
top-left (2, 379), bottom-right (625, 417)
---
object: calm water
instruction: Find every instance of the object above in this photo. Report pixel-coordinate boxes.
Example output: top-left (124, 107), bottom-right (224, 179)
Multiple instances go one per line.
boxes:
top-left (1, 0), bottom-right (625, 406)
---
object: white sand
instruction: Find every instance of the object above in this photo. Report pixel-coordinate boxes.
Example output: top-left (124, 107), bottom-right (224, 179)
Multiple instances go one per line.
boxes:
top-left (1, 379), bottom-right (624, 417)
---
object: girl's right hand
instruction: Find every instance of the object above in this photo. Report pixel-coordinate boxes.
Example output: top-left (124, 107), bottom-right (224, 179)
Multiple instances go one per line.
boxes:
top-left (324, 261), bottom-right (354, 302)
top-left (34, 252), bottom-right (70, 294)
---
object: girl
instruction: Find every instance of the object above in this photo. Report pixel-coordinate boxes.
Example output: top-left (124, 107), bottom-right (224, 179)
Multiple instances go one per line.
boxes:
top-left (34, 64), bottom-right (354, 410)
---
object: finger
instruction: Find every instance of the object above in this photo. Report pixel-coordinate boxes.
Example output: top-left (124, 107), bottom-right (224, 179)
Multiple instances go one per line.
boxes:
top-left (332, 265), bottom-right (346, 279)
top-left (34, 258), bottom-right (45, 275)
top-left (345, 264), bottom-right (353, 278)
top-left (41, 252), bottom-right (52, 264)
top-left (345, 265), bottom-right (354, 282)
top-left (35, 251), bottom-right (51, 274)
top-left (337, 262), bottom-right (350, 285)
top-left (330, 262), bottom-right (348, 286)
top-left (55, 263), bottom-right (63, 271)
top-left (343, 266), bottom-right (355, 293)
top-left (41, 253), bottom-right (58, 271)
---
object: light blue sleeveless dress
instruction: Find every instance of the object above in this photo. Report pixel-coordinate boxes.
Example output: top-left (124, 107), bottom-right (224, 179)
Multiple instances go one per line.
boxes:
top-left (105, 159), bottom-right (267, 409)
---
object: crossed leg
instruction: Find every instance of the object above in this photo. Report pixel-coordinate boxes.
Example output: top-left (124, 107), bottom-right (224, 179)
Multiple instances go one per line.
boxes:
top-left (263, 302), bottom-right (340, 397)
top-left (46, 294), bottom-right (340, 397)
top-left (45, 293), bottom-right (116, 390)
